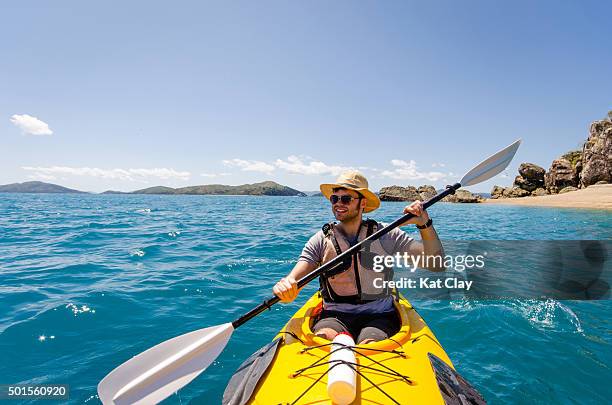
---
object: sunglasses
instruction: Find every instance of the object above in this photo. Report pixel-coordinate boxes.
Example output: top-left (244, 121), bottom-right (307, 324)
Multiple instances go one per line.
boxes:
top-left (330, 194), bottom-right (362, 205)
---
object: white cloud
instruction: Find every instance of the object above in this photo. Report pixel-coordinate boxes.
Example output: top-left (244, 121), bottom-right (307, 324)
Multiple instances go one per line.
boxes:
top-left (381, 159), bottom-right (448, 182)
top-left (275, 156), bottom-right (353, 175)
top-left (127, 168), bottom-right (190, 180)
top-left (222, 159), bottom-right (275, 174)
top-left (201, 172), bottom-right (231, 178)
top-left (431, 162), bottom-right (446, 168)
top-left (28, 173), bottom-right (57, 181)
top-left (219, 156), bottom-right (450, 183)
top-left (22, 166), bottom-right (191, 181)
top-left (10, 114), bottom-right (53, 136)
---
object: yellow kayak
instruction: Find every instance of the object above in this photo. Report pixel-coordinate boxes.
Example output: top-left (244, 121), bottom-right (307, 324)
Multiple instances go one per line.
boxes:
top-left (224, 292), bottom-right (485, 404)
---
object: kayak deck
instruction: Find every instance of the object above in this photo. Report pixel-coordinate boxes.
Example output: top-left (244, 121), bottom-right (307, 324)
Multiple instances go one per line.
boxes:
top-left (247, 292), bottom-right (454, 404)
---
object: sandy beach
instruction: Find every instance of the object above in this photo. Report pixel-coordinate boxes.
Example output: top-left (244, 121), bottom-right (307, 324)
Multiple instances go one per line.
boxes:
top-left (483, 184), bottom-right (612, 209)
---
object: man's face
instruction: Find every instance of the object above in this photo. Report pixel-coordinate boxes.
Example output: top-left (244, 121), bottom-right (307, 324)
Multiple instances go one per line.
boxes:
top-left (330, 189), bottom-right (364, 222)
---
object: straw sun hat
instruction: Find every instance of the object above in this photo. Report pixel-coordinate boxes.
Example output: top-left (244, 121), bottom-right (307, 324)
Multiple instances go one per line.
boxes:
top-left (320, 171), bottom-right (380, 213)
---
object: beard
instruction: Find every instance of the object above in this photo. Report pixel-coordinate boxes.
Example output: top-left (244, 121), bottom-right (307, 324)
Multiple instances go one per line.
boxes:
top-left (333, 206), bottom-right (361, 223)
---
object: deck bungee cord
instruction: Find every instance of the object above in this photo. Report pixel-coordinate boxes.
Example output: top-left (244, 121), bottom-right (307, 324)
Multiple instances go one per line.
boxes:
top-left (289, 341), bottom-right (413, 405)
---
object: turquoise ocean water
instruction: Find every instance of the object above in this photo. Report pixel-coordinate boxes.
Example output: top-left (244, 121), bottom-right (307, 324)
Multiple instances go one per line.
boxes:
top-left (0, 194), bottom-right (610, 404)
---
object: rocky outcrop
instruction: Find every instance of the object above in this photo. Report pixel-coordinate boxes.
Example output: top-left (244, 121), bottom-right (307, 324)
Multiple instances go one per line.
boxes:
top-left (561, 150), bottom-right (583, 170)
top-left (487, 114), bottom-right (610, 199)
top-left (579, 119), bottom-right (611, 187)
top-left (502, 187), bottom-right (530, 198)
top-left (559, 186), bottom-right (578, 194)
top-left (418, 185), bottom-right (437, 200)
top-left (490, 162), bottom-right (545, 199)
top-left (379, 185), bottom-right (440, 201)
top-left (379, 186), bottom-right (421, 201)
top-left (543, 117), bottom-right (610, 192)
top-left (519, 162), bottom-right (546, 180)
top-left (442, 189), bottom-right (483, 203)
top-left (514, 163), bottom-right (545, 192)
top-left (531, 188), bottom-right (548, 196)
top-left (514, 175), bottom-right (537, 192)
top-left (491, 185), bottom-right (505, 199)
top-left (545, 158), bottom-right (579, 193)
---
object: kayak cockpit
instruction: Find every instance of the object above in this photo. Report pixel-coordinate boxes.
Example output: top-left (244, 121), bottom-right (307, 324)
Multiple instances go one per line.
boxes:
top-left (223, 292), bottom-right (486, 405)
top-left (289, 293), bottom-right (413, 354)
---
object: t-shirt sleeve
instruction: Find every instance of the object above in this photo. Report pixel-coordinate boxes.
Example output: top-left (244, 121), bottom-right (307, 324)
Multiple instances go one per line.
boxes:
top-left (297, 230), bottom-right (325, 265)
top-left (378, 223), bottom-right (415, 254)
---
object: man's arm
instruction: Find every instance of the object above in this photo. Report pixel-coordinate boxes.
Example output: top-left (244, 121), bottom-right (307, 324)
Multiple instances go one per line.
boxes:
top-left (273, 260), bottom-right (317, 302)
top-left (273, 231), bottom-right (324, 302)
top-left (406, 227), bottom-right (445, 272)
top-left (401, 201), bottom-right (445, 272)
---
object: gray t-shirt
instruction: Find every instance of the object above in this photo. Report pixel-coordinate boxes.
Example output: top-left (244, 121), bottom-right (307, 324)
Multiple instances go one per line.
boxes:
top-left (298, 223), bottom-right (414, 314)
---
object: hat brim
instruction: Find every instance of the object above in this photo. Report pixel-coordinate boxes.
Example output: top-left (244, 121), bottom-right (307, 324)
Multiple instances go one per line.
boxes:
top-left (320, 183), bottom-right (380, 213)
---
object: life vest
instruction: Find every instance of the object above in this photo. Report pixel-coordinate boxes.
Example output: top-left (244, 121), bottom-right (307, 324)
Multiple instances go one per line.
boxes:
top-left (319, 219), bottom-right (394, 304)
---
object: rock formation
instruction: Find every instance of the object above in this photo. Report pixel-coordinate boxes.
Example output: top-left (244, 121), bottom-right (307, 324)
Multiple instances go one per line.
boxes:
top-left (545, 158), bottom-right (579, 193)
top-left (514, 163), bottom-right (545, 191)
top-left (418, 185), bottom-right (437, 200)
top-left (378, 186), bottom-right (421, 201)
top-left (579, 119), bottom-right (611, 187)
top-left (531, 188), bottom-right (548, 196)
top-left (442, 189), bottom-right (483, 203)
top-left (559, 186), bottom-right (578, 194)
top-left (490, 185), bottom-right (505, 199)
top-left (489, 113), bottom-right (610, 198)
top-left (502, 187), bottom-right (530, 198)
top-left (379, 185), bottom-right (441, 202)
top-left (491, 162), bottom-right (545, 198)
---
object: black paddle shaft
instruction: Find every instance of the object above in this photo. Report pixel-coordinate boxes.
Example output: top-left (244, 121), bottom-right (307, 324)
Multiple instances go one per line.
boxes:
top-left (231, 182), bottom-right (461, 328)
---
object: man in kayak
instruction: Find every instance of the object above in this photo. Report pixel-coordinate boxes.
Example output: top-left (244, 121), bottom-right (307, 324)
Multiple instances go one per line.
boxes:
top-left (273, 170), bottom-right (444, 344)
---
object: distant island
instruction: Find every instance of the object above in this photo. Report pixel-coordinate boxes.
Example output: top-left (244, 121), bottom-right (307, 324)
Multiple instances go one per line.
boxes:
top-left (0, 180), bottom-right (306, 197)
top-left (109, 181), bottom-right (306, 196)
top-left (0, 181), bottom-right (85, 194)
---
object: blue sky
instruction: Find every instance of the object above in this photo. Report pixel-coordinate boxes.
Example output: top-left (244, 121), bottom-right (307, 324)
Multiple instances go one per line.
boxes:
top-left (2, 1), bottom-right (610, 192)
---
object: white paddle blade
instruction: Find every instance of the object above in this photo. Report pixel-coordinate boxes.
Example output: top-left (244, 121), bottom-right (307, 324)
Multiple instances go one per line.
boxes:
top-left (460, 139), bottom-right (522, 186)
top-left (98, 323), bottom-right (234, 405)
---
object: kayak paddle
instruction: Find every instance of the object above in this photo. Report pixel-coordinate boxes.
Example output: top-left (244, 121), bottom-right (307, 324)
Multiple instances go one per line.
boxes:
top-left (97, 139), bottom-right (521, 404)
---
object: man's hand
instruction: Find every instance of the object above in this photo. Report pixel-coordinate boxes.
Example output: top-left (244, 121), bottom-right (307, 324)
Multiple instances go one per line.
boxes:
top-left (273, 276), bottom-right (298, 302)
top-left (402, 200), bottom-right (430, 227)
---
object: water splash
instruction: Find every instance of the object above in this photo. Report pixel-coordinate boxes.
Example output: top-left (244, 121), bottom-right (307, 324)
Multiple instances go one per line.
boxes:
top-left (511, 299), bottom-right (583, 333)
top-left (226, 257), bottom-right (294, 269)
top-left (449, 298), bottom-right (584, 333)
top-left (131, 249), bottom-right (145, 257)
top-left (65, 303), bottom-right (96, 316)
top-left (449, 297), bottom-right (476, 311)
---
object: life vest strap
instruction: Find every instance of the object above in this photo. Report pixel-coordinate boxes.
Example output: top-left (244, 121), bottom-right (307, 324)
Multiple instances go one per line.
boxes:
top-left (319, 219), bottom-right (392, 305)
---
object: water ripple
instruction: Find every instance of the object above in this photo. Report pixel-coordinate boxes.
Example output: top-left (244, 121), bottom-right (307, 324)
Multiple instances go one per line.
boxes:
top-left (0, 194), bottom-right (610, 404)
